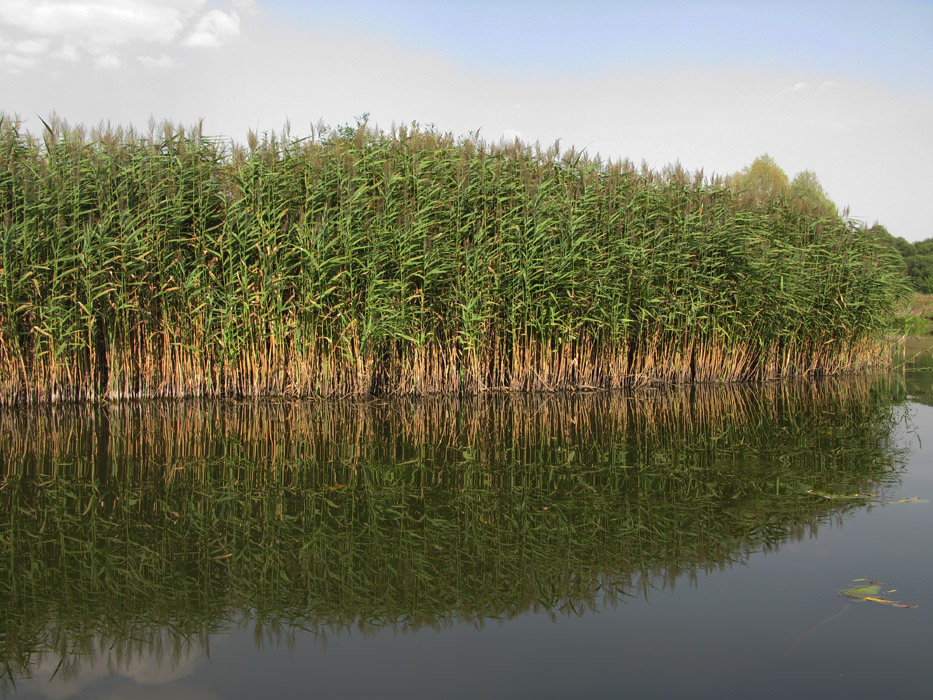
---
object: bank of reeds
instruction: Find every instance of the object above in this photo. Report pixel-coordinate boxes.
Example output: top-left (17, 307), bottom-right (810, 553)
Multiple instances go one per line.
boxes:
top-left (0, 115), bottom-right (910, 402)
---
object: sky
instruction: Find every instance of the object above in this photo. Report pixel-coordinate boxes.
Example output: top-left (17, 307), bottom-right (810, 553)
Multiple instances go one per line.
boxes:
top-left (1, 0), bottom-right (931, 240)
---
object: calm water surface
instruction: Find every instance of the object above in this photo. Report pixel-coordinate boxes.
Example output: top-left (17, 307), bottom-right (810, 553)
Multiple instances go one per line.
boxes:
top-left (2, 360), bottom-right (932, 698)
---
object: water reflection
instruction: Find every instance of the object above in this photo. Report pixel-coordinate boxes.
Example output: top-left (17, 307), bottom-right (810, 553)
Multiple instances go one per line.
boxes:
top-left (16, 634), bottom-right (201, 700)
top-left (900, 337), bottom-right (933, 404)
top-left (0, 378), bottom-right (908, 695)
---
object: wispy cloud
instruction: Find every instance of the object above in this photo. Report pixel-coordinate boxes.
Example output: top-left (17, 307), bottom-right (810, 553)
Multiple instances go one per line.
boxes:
top-left (786, 80), bottom-right (837, 94)
top-left (138, 53), bottom-right (178, 71)
top-left (93, 53), bottom-right (121, 70)
top-left (51, 43), bottom-right (80, 62)
top-left (0, 1), bottom-right (197, 45)
top-left (12, 38), bottom-right (50, 55)
top-left (0, 51), bottom-right (37, 72)
top-left (0, 0), bottom-right (245, 72)
top-left (184, 10), bottom-right (240, 48)
top-left (230, 0), bottom-right (260, 14)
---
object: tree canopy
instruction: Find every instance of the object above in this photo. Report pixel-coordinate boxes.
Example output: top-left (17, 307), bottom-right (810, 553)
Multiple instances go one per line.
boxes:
top-left (789, 170), bottom-right (837, 218)
top-left (869, 224), bottom-right (933, 294)
top-left (728, 154), bottom-right (789, 206)
top-left (729, 155), bottom-right (836, 218)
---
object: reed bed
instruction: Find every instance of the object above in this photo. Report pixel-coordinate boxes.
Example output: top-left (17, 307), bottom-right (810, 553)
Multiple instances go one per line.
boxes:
top-left (0, 380), bottom-right (907, 683)
top-left (0, 115), bottom-right (910, 402)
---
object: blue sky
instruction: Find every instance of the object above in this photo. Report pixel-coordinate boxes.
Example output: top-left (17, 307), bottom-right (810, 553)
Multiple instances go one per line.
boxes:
top-left (268, 0), bottom-right (932, 88)
top-left (1, 0), bottom-right (931, 240)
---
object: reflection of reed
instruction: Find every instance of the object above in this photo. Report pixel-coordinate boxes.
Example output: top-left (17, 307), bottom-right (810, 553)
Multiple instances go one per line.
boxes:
top-left (0, 375), bottom-right (904, 481)
top-left (0, 376), bottom-right (906, 686)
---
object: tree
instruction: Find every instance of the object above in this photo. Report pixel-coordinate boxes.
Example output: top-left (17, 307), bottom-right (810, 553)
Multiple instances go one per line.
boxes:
top-left (729, 156), bottom-right (841, 220)
top-left (867, 223), bottom-right (910, 254)
top-left (867, 223), bottom-right (933, 294)
top-left (728, 154), bottom-right (789, 206)
top-left (906, 256), bottom-right (933, 294)
top-left (788, 170), bottom-right (837, 218)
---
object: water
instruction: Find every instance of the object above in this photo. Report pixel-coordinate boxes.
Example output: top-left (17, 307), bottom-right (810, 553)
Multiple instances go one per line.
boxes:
top-left (2, 368), bottom-right (931, 698)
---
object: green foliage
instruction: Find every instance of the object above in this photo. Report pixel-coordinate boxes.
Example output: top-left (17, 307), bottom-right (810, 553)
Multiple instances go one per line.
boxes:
top-left (729, 155), bottom-right (837, 219)
top-left (906, 256), bottom-right (933, 294)
top-left (896, 312), bottom-right (929, 336)
top-left (0, 116), bottom-right (911, 401)
top-left (789, 169), bottom-right (837, 218)
top-left (728, 153), bottom-right (789, 205)
top-left (868, 223), bottom-right (933, 294)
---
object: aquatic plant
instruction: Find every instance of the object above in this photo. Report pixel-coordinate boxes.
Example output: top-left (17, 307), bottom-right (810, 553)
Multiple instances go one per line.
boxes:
top-left (0, 115), bottom-right (910, 402)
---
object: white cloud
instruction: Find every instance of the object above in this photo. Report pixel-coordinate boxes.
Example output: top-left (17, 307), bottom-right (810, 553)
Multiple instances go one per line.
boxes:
top-left (184, 10), bottom-right (240, 48)
top-left (783, 79), bottom-right (838, 96)
top-left (0, 1), bottom-right (201, 45)
top-left (0, 1), bottom-right (244, 72)
top-left (52, 43), bottom-right (80, 61)
top-left (0, 51), bottom-right (36, 71)
top-left (94, 53), bottom-right (120, 69)
top-left (13, 38), bottom-right (49, 55)
top-left (229, 0), bottom-right (259, 13)
top-left (138, 53), bottom-right (177, 71)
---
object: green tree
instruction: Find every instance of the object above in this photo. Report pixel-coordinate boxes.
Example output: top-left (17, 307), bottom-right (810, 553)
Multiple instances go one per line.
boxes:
top-left (906, 256), bottom-right (933, 294)
top-left (866, 223), bottom-right (933, 293)
top-left (728, 154), bottom-right (789, 206)
top-left (788, 170), bottom-right (837, 218)
top-left (867, 223), bottom-right (910, 255)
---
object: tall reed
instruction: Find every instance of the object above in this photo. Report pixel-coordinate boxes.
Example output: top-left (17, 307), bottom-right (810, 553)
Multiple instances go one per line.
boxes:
top-left (0, 115), bottom-right (910, 402)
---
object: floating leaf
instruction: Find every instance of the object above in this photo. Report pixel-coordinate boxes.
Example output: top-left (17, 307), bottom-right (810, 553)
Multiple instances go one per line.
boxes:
top-left (842, 583), bottom-right (882, 599)
top-left (840, 579), bottom-right (917, 608)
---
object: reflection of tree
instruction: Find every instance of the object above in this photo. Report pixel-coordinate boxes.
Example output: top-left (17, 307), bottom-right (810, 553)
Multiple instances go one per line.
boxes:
top-left (905, 373), bottom-right (933, 407)
top-left (895, 339), bottom-right (933, 406)
top-left (0, 381), bottom-right (907, 690)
